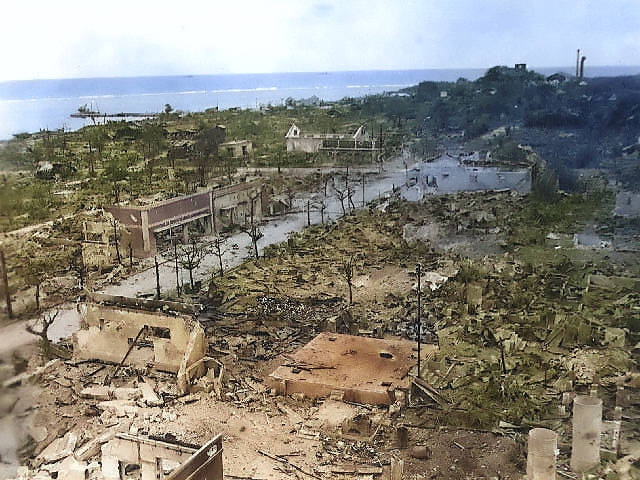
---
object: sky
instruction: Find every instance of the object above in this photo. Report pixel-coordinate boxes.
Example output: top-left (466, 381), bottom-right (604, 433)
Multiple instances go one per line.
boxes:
top-left (0, 0), bottom-right (639, 82)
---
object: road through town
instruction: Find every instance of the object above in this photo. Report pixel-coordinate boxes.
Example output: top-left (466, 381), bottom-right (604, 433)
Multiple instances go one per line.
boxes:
top-left (100, 155), bottom-right (410, 299)
top-left (0, 154), bottom-right (412, 353)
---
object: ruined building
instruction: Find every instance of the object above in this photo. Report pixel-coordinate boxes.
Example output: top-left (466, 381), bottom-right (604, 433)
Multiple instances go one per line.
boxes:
top-left (285, 123), bottom-right (379, 153)
top-left (104, 181), bottom-right (263, 257)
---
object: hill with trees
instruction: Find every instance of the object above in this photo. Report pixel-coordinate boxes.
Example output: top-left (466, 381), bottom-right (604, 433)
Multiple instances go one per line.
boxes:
top-left (358, 66), bottom-right (640, 190)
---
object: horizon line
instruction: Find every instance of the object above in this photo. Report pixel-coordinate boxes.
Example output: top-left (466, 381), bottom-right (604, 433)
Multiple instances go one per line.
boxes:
top-left (2, 65), bottom-right (640, 83)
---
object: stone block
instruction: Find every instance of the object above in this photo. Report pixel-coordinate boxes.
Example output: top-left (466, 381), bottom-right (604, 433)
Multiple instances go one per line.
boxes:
top-left (113, 387), bottom-right (142, 401)
top-left (97, 400), bottom-right (139, 418)
top-left (39, 432), bottom-right (77, 463)
top-left (139, 381), bottom-right (163, 406)
top-left (80, 385), bottom-right (113, 401)
top-left (100, 455), bottom-right (120, 480)
top-left (57, 456), bottom-right (86, 480)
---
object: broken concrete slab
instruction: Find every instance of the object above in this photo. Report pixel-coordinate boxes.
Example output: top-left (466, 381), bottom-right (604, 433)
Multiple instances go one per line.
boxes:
top-left (80, 385), bottom-right (113, 401)
top-left (113, 387), bottom-right (143, 401)
top-left (56, 455), bottom-right (87, 480)
top-left (139, 379), bottom-right (163, 406)
top-left (97, 400), bottom-right (139, 418)
top-left (38, 431), bottom-right (77, 464)
top-left (74, 427), bottom-right (118, 461)
top-left (266, 332), bottom-right (431, 405)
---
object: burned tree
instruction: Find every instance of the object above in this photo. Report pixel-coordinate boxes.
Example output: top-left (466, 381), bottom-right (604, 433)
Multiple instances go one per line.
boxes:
top-left (244, 191), bottom-right (264, 260)
top-left (332, 179), bottom-right (348, 216)
top-left (23, 254), bottom-right (53, 312)
top-left (318, 198), bottom-right (327, 225)
top-left (177, 239), bottom-right (212, 290)
top-left (26, 311), bottom-right (71, 359)
top-left (244, 223), bottom-right (264, 260)
top-left (193, 126), bottom-right (226, 186)
top-left (342, 256), bottom-right (355, 304)
top-left (212, 236), bottom-right (229, 277)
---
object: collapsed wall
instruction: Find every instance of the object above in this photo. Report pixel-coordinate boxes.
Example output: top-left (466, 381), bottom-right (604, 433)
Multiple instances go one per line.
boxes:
top-left (102, 434), bottom-right (223, 480)
top-left (73, 301), bottom-right (206, 394)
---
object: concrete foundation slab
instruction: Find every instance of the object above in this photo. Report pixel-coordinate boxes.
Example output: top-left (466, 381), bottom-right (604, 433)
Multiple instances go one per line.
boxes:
top-left (266, 332), bottom-right (431, 405)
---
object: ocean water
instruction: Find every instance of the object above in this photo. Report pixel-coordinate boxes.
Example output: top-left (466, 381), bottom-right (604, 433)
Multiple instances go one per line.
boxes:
top-left (1, 66), bottom-right (638, 141)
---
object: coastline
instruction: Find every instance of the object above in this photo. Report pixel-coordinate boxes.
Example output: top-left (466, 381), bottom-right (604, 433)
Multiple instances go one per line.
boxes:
top-left (2, 66), bottom-right (638, 141)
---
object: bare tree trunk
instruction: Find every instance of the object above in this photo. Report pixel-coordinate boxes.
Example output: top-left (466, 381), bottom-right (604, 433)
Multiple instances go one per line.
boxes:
top-left (215, 238), bottom-right (224, 277)
top-left (0, 248), bottom-right (12, 318)
top-left (252, 225), bottom-right (260, 260)
top-left (188, 266), bottom-right (195, 289)
top-left (342, 257), bottom-right (354, 304)
top-left (174, 241), bottom-right (181, 296)
top-left (26, 311), bottom-right (70, 359)
top-left (35, 282), bottom-right (41, 311)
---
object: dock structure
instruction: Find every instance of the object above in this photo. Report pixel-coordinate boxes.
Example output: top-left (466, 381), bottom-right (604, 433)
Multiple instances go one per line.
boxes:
top-left (71, 108), bottom-right (159, 119)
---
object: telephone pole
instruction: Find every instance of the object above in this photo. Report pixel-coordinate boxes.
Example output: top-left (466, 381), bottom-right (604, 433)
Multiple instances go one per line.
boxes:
top-left (0, 246), bottom-right (12, 319)
top-left (416, 263), bottom-right (422, 379)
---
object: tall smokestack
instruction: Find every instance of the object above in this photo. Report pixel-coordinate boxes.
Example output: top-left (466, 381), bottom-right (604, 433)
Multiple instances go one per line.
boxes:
top-left (576, 49), bottom-right (580, 77)
top-left (580, 56), bottom-right (586, 78)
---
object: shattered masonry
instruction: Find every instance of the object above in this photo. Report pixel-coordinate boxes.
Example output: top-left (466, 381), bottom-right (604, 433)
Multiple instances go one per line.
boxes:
top-left (74, 301), bottom-right (205, 395)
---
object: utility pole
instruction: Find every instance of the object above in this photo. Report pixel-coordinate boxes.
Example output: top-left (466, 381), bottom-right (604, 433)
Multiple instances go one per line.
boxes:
top-left (112, 219), bottom-right (121, 265)
top-left (170, 224), bottom-right (180, 296)
top-left (362, 172), bottom-right (365, 207)
top-left (154, 256), bottom-right (161, 300)
top-left (307, 200), bottom-right (311, 226)
top-left (174, 241), bottom-right (180, 296)
top-left (0, 246), bottom-right (12, 319)
top-left (416, 263), bottom-right (422, 379)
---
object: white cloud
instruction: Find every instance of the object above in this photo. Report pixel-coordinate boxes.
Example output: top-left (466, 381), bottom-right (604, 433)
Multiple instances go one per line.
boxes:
top-left (0, 0), bottom-right (638, 81)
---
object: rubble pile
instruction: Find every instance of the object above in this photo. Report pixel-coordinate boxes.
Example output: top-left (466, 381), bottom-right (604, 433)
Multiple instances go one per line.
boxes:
top-left (205, 190), bottom-right (640, 475)
top-left (2, 189), bottom-right (640, 479)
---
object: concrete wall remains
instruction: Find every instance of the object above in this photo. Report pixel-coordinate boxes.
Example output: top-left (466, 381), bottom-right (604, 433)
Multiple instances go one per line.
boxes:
top-left (285, 123), bottom-right (376, 153)
top-left (266, 332), bottom-right (424, 405)
top-left (219, 139), bottom-right (252, 158)
top-left (74, 302), bottom-right (205, 383)
top-left (105, 180), bottom-right (262, 257)
top-left (166, 435), bottom-right (224, 480)
top-left (101, 434), bottom-right (223, 480)
top-left (82, 220), bottom-right (133, 270)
